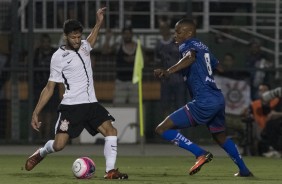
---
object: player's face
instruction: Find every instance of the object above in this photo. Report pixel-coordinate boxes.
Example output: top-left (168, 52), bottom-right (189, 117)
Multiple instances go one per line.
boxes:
top-left (250, 43), bottom-right (261, 54)
top-left (174, 24), bottom-right (191, 45)
top-left (122, 30), bottom-right (133, 43)
top-left (65, 31), bottom-right (82, 50)
top-left (41, 38), bottom-right (51, 49)
top-left (258, 85), bottom-right (269, 98)
top-left (159, 23), bottom-right (171, 37)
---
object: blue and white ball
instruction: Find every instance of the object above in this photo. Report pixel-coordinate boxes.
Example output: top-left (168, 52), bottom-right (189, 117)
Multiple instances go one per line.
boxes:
top-left (72, 157), bottom-right (96, 179)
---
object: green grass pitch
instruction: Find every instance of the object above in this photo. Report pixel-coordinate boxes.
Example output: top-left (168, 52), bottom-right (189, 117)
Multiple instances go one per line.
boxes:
top-left (1, 155), bottom-right (282, 184)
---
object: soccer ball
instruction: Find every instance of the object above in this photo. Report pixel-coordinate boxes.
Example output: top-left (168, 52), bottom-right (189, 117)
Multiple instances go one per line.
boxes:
top-left (72, 157), bottom-right (96, 179)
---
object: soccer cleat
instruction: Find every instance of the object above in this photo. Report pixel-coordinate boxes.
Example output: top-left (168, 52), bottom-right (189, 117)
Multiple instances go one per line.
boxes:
top-left (25, 148), bottom-right (44, 171)
top-left (234, 172), bottom-right (254, 177)
top-left (189, 152), bottom-right (213, 175)
top-left (104, 168), bottom-right (128, 179)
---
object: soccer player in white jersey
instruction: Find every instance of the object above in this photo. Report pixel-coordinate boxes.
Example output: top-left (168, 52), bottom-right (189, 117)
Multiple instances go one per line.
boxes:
top-left (25, 7), bottom-right (128, 179)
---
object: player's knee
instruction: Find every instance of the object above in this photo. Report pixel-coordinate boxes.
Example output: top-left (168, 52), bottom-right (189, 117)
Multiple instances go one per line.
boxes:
top-left (155, 119), bottom-right (173, 135)
top-left (105, 126), bottom-right (117, 136)
top-left (155, 125), bottom-right (164, 135)
top-left (212, 132), bottom-right (227, 146)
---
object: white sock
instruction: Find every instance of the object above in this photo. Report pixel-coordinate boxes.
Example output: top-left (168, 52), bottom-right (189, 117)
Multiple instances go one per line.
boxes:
top-left (39, 140), bottom-right (55, 157)
top-left (104, 136), bottom-right (117, 172)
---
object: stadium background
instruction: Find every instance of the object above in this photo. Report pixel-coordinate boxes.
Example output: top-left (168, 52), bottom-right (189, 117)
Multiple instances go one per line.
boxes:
top-left (0, 0), bottom-right (281, 148)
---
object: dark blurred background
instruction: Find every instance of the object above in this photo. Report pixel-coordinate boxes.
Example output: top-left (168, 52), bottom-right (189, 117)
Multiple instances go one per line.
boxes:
top-left (0, 0), bottom-right (281, 152)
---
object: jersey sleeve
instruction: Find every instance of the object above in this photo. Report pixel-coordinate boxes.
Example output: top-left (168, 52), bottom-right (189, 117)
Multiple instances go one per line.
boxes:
top-left (84, 40), bottom-right (93, 51)
top-left (49, 54), bottom-right (63, 83)
top-left (180, 43), bottom-right (192, 58)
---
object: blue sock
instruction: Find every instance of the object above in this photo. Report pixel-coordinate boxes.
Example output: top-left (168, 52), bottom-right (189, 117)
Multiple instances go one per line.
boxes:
top-left (222, 138), bottom-right (250, 174)
top-left (161, 130), bottom-right (206, 158)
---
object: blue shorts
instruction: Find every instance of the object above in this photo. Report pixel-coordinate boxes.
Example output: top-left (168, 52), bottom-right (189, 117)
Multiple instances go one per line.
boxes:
top-left (169, 102), bottom-right (226, 133)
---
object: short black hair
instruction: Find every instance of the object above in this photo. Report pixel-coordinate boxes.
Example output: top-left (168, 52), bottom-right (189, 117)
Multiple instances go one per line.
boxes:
top-left (63, 19), bottom-right (83, 35)
top-left (249, 38), bottom-right (261, 46)
top-left (122, 26), bottom-right (133, 33)
top-left (259, 83), bottom-right (271, 90)
top-left (40, 33), bottom-right (51, 41)
top-left (177, 18), bottom-right (196, 27)
top-left (224, 52), bottom-right (235, 59)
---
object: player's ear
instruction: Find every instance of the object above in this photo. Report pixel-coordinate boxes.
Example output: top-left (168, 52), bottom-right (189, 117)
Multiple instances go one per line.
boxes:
top-left (63, 34), bottom-right (67, 40)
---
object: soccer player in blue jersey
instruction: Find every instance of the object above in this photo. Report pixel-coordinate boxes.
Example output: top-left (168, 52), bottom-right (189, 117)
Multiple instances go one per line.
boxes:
top-left (154, 18), bottom-right (253, 177)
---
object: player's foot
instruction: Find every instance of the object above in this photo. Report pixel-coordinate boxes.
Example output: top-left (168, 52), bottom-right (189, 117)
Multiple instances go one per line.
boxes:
top-left (25, 148), bottom-right (44, 171)
top-left (189, 152), bottom-right (213, 175)
top-left (104, 168), bottom-right (128, 179)
top-left (234, 172), bottom-right (254, 177)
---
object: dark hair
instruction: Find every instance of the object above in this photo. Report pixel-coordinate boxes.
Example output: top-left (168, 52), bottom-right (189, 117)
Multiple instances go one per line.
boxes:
top-left (249, 38), bottom-right (261, 46)
top-left (122, 26), bottom-right (133, 33)
top-left (224, 52), bottom-right (235, 59)
top-left (259, 83), bottom-right (271, 90)
top-left (177, 18), bottom-right (196, 27)
top-left (40, 33), bottom-right (51, 42)
top-left (63, 19), bottom-right (83, 35)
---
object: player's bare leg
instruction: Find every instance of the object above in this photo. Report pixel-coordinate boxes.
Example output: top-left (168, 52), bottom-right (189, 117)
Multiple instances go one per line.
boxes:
top-left (25, 133), bottom-right (69, 171)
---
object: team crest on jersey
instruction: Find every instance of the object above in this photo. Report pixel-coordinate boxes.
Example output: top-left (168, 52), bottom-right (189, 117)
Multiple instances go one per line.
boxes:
top-left (60, 119), bottom-right (69, 131)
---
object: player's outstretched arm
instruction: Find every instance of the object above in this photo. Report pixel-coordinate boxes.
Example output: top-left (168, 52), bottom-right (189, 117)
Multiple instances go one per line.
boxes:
top-left (153, 51), bottom-right (195, 79)
top-left (154, 69), bottom-right (169, 79)
top-left (167, 50), bottom-right (196, 74)
top-left (262, 87), bottom-right (282, 104)
top-left (31, 81), bottom-right (56, 131)
top-left (87, 7), bottom-right (106, 47)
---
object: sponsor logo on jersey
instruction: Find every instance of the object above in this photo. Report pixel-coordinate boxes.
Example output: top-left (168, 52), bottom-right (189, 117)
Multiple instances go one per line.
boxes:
top-left (62, 52), bottom-right (70, 57)
top-left (67, 59), bottom-right (72, 64)
top-left (205, 76), bottom-right (215, 83)
top-left (191, 40), bottom-right (208, 50)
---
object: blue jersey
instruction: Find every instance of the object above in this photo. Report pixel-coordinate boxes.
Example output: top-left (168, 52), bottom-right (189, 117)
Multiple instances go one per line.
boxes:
top-left (170, 38), bottom-right (225, 129)
top-left (179, 38), bottom-right (223, 105)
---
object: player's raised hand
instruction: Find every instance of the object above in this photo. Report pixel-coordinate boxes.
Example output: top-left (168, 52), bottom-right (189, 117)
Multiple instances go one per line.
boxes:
top-left (154, 69), bottom-right (169, 79)
top-left (31, 113), bottom-right (41, 132)
top-left (96, 7), bottom-right (107, 25)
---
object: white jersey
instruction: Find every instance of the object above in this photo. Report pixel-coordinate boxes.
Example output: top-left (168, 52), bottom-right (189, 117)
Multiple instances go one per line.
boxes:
top-left (49, 40), bottom-right (98, 105)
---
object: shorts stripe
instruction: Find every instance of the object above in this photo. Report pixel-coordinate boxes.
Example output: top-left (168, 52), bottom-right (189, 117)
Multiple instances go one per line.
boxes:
top-left (54, 112), bottom-right (61, 134)
top-left (184, 105), bottom-right (196, 126)
top-left (209, 126), bottom-right (225, 133)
